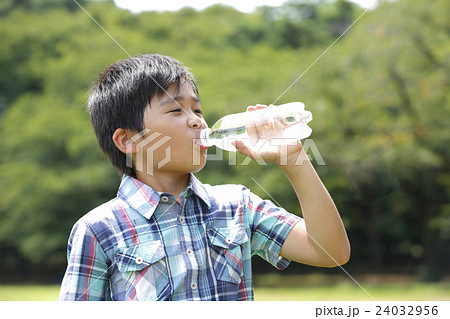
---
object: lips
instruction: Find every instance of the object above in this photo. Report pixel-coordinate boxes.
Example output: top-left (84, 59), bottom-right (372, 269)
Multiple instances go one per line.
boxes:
top-left (194, 132), bottom-right (209, 151)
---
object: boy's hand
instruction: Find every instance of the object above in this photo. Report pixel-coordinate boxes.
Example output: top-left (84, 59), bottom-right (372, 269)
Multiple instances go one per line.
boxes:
top-left (233, 104), bottom-right (304, 165)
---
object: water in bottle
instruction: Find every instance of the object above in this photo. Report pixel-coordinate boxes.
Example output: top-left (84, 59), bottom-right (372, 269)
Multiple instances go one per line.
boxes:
top-left (199, 102), bottom-right (312, 152)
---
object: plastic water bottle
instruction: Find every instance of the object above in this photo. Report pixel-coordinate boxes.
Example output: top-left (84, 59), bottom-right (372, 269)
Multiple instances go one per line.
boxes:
top-left (199, 102), bottom-right (312, 152)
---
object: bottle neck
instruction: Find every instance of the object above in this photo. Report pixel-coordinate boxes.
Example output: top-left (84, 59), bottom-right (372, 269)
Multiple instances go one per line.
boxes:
top-left (199, 128), bottom-right (212, 147)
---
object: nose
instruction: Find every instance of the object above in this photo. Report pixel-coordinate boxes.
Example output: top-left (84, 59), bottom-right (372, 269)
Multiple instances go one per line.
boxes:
top-left (188, 115), bottom-right (206, 129)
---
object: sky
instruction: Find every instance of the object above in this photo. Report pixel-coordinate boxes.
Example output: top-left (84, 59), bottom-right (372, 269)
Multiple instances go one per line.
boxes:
top-left (113, 0), bottom-right (378, 14)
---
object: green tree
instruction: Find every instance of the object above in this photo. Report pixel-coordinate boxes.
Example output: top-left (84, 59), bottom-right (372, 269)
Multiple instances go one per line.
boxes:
top-left (291, 0), bottom-right (449, 279)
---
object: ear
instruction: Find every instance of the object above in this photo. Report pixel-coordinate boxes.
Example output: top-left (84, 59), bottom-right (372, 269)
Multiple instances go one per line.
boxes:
top-left (112, 128), bottom-right (140, 154)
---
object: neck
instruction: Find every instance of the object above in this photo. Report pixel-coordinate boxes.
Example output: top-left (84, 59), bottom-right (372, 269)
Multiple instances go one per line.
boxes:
top-left (135, 170), bottom-right (191, 198)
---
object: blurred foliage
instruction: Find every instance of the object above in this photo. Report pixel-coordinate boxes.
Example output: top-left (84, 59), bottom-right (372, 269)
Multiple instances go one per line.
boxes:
top-left (0, 0), bottom-right (448, 281)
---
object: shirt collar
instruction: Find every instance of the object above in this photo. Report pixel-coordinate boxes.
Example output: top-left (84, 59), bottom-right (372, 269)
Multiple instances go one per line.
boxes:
top-left (117, 174), bottom-right (211, 220)
top-left (188, 174), bottom-right (211, 208)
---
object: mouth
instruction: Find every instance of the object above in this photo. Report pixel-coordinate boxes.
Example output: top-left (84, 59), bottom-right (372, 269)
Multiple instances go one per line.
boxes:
top-left (194, 132), bottom-right (209, 151)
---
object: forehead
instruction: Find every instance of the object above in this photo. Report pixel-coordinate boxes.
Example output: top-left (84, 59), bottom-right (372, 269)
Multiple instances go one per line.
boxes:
top-left (152, 81), bottom-right (199, 106)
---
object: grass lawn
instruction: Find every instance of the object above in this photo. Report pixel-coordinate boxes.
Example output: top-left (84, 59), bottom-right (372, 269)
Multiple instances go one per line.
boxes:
top-left (0, 285), bottom-right (60, 301)
top-left (253, 273), bottom-right (450, 301)
top-left (254, 283), bottom-right (450, 301)
top-left (0, 275), bottom-right (448, 301)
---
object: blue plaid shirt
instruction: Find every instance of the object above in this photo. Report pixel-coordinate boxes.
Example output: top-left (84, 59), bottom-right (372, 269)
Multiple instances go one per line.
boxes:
top-left (58, 174), bottom-right (301, 301)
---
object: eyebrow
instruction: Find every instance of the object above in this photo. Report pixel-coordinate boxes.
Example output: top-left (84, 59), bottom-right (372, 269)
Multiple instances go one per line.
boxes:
top-left (159, 95), bottom-right (201, 107)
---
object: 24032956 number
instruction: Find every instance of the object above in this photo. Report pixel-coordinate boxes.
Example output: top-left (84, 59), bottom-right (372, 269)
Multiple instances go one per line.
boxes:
top-left (376, 305), bottom-right (439, 316)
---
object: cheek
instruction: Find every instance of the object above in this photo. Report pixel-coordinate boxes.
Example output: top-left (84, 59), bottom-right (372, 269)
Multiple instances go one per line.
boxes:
top-left (151, 137), bottom-right (193, 160)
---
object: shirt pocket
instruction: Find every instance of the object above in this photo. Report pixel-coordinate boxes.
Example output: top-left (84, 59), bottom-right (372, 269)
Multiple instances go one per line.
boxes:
top-left (207, 224), bottom-right (249, 285)
top-left (114, 240), bottom-right (171, 301)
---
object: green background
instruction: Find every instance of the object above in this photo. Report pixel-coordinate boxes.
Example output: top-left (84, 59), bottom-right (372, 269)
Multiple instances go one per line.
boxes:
top-left (0, 0), bottom-right (448, 300)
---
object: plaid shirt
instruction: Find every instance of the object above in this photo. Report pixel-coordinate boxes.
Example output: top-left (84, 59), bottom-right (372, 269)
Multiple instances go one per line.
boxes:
top-left (58, 174), bottom-right (301, 301)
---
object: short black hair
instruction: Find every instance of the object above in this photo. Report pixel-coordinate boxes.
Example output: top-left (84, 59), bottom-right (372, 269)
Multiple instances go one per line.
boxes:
top-left (88, 54), bottom-right (198, 177)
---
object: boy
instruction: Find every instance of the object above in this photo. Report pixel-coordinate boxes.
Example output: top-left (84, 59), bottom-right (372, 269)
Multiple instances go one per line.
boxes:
top-left (58, 54), bottom-right (350, 301)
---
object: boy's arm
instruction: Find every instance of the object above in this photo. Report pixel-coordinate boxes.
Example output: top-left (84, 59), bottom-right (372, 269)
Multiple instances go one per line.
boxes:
top-left (277, 149), bottom-right (350, 267)
top-left (58, 220), bottom-right (111, 300)
top-left (234, 104), bottom-right (350, 267)
top-left (236, 141), bottom-right (350, 267)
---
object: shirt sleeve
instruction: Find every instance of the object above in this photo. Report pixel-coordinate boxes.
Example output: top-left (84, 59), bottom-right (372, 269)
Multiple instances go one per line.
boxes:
top-left (57, 219), bottom-right (111, 301)
top-left (245, 190), bottom-right (302, 270)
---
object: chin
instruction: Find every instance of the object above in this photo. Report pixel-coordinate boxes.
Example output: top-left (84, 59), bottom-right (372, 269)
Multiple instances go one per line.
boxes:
top-left (191, 160), bottom-right (207, 173)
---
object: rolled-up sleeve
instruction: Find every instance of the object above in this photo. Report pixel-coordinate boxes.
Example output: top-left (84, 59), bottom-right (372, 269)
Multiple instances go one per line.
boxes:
top-left (57, 219), bottom-right (111, 301)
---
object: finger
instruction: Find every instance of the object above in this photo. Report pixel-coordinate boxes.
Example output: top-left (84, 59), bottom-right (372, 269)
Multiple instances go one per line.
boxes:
top-left (231, 140), bottom-right (255, 159)
top-left (246, 104), bottom-right (270, 143)
top-left (245, 115), bottom-right (259, 144)
top-left (246, 104), bottom-right (268, 112)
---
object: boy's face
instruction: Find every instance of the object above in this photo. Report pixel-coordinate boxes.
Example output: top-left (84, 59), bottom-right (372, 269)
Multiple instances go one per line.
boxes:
top-left (132, 81), bottom-right (208, 177)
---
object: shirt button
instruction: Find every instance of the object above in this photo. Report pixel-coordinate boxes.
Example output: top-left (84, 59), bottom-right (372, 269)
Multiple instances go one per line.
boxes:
top-left (135, 257), bottom-right (144, 264)
top-left (186, 249), bottom-right (193, 256)
top-left (179, 216), bottom-right (185, 224)
top-left (160, 196), bottom-right (169, 202)
top-left (226, 237), bottom-right (233, 244)
top-left (191, 282), bottom-right (197, 290)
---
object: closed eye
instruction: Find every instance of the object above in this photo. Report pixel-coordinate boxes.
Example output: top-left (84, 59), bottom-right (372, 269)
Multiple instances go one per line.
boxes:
top-left (169, 108), bottom-right (182, 113)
